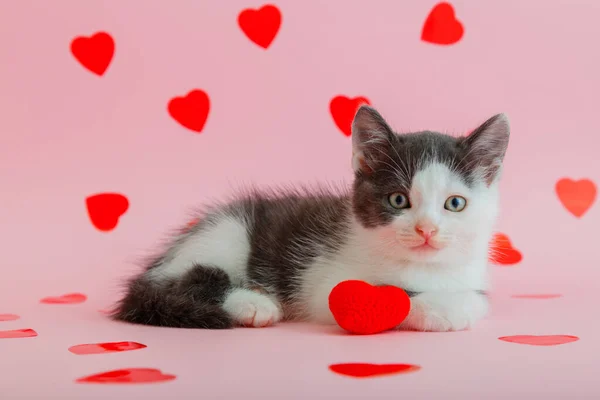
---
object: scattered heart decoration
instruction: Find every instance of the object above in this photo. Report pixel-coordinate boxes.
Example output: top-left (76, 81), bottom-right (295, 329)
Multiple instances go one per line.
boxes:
top-left (40, 293), bottom-right (87, 305)
top-left (489, 233), bottom-right (522, 265)
top-left (70, 32), bottom-right (115, 76)
top-left (328, 280), bottom-right (411, 335)
top-left (330, 96), bottom-right (371, 137)
top-left (421, 2), bottom-right (464, 45)
top-left (168, 90), bottom-right (211, 133)
top-left (511, 294), bottom-right (562, 300)
top-left (76, 368), bottom-right (176, 384)
top-left (329, 363), bottom-right (421, 378)
top-left (238, 4), bottom-right (282, 49)
top-left (498, 335), bottom-right (579, 346)
top-left (69, 341), bottom-right (147, 355)
top-left (0, 328), bottom-right (38, 339)
top-left (86, 193), bottom-right (129, 232)
top-left (555, 178), bottom-right (597, 217)
top-left (0, 314), bottom-right (20, 321)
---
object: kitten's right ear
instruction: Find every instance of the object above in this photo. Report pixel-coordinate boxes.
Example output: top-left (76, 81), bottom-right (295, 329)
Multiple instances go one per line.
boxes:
top-left (351, 105), bottom-right (395, 175)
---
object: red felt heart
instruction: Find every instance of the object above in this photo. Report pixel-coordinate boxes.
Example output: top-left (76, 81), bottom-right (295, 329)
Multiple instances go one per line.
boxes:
top-left (70, 32), bottom-right (115, 76)
top-left (238, 4), bottom-right (282, 49)
top-left (498, 335), bottom-right (579, 346)
top-left (86, 193), bottom-right (129, 232)
top-left (69, 341), bottom-right (147, 355)
top-left (489, 233), bottom-right (522, 265)
top-left (0, 313), bottom-right (20, 321)
top-left (40, 293), bottom-right (87, 304)
top-left (329, 363), bottom-right (420, 378)
top-left (330, 96), bottom-right (371, 137)
top-left (421, 2), bottom-right (464, 45)
top-left (555, 178), bottom-right (597, 217)
top-left (0, 328), bottom-right (37, 339)
top-left (168, 90), bottom-right (211, 133)
top-left (76, 368), bottom-right (176, 384)
top-left (328, 280), bottom-right (410, 335)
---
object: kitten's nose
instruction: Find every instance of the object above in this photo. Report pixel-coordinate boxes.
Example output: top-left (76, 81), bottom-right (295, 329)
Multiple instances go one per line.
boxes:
top-left (415, 224), bottom-right (438, 240)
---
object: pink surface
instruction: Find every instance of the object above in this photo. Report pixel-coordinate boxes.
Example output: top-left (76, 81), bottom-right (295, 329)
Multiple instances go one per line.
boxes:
top-left (0, 0), bottom-right (599, 398)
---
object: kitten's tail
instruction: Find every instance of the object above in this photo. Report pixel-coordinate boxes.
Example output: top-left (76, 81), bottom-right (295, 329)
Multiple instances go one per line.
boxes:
top-left (110, 265), bottom-right (234, 329)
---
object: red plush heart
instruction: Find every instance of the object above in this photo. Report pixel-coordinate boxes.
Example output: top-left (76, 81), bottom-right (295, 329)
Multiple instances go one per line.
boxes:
top-left (86, 193), bottom-right (129, 232)
top-left (69, 341), bottom-right (147, 355)
top-left (0, 313), bottom-right (20, 321)
top-left (76, 368), bottom-right (176, 384)
top-left (555, 178), bottom-right (597, 217)
top-left (70, 32), bottom-right (115, 76)
top-left (498, 335), bottom-right (579, 346)
top-left (0, 329), bottom-right (37, 339)
top-left (168, 90), bottom-right (211, 133)
top-left (40, 293), bottom-right (87, 304)
top-left (328, 280), bottom-right (411, 335)
top-left (330, 96), bottom-right (371, 136)
top-left (421, 2), bottom-right (464, 45)
top-left (329, 363), bottom-right (420, 378)
top-left (489, 233), bottom-right (522, 265)
top-left (238, 5), bottom-right (282, 49)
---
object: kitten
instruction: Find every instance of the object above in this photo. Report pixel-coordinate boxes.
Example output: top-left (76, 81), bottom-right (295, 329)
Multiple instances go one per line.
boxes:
top-left (112, 105), bottom-right (510, 332)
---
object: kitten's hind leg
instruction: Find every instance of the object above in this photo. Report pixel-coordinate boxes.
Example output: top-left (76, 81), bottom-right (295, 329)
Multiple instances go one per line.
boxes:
top-left (222, 288), bottom-right (283, 327)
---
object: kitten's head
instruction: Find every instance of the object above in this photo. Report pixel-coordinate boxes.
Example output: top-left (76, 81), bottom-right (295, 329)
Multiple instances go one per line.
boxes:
top-left (350, 105), bottom-right (510, 263)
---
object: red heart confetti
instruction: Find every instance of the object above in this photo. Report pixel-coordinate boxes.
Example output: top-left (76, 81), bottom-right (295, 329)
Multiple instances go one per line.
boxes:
top-left (168, 90), bottom-right (211, 133)
top-left (86, 193), bottom-right (129, 232)
top-left (498, 335), bottom-right (579, 346)
top-left (511, 294), bottom-right (562, 300)
top-left (328, 280), bottom-right (411, 335)
top-left (555, 178), bottom-right (597, 217)
top-left (238, 4), bottom-right (282, 49)
top-left (76, 368), bottom-right (176, 384)
top-left (489, 233), bottom-right (522, 265)
top-left (329, 363), bottom-right (420, 378)
top-left (0, 329), bottom-right (38, 339)
top-left (70, 32), bottom-right (115, 76)
top-left (0, 314), bottom-right (20, 321)
top-left (40, 293), bottom-right (87, 304)
top-left (69, 341), bottom-right (147, 355)
top-left (421, 2), bottom-right (464, 45)
top-left (330, 96), bottom-right (371, 137)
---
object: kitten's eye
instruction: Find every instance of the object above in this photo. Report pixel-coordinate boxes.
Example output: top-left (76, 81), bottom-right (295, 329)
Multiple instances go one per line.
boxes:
top-left (445, 196), bottom-right (467, 212)
top-left (388, 193), bottom-right (410, 209)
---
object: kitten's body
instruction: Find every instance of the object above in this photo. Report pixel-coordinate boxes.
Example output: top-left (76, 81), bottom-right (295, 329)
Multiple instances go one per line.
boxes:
top-left (113, 106), bottom-right (509, 331)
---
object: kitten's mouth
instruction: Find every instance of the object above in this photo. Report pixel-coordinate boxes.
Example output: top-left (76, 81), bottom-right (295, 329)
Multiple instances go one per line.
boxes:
top-left (411, 242), bottom-right (439, 252)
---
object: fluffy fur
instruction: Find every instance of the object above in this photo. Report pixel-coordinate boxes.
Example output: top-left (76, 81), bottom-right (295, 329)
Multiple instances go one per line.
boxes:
top-left (112, 106), bottom-right (510, 332)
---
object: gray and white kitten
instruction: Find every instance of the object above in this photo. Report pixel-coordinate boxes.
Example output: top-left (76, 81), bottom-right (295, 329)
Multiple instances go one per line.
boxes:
top-left (113, 106), bottom-right (510, 332)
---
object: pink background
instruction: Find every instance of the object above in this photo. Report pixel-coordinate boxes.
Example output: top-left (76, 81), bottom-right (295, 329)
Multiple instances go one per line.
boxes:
top-left (0, 0), bottom-right (598, 398)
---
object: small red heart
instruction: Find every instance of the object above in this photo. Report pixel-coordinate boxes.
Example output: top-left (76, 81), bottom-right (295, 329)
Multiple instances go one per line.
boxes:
top-left (70, 32), bottom-right (115, 76)
top-left (555, 178), bottom-right (597, 217)
top-left (328, 280), bottom-right (411, 335)
top-left (498, 335), bottom-right (579, 346)
top-left (40, 293), bottom-right (87, 304)
top-left (76, 368), bottom-right (176, 384)
top-left (511, 294), bottom-right (562, 300)
top-left (168, 90), bottom-right (211, 133)
top-left (0, 329), bottom-right (37, 339)
top-left (0, 314), bottom-right (20, 321)
top-left (86, 193), bottom-right (129, 232)
top-left (329, 363), bottom-right (420, 378)
top-left (69, 341), bottom-right (147, 355)
top-left (238, 4), bottom-right (282, 49)
top-left (330, 96), bottom-right (371, 137)
top-left (421, 2), bottom-right (464, 45)
top-left (489, 233), bottom-right (522, 265)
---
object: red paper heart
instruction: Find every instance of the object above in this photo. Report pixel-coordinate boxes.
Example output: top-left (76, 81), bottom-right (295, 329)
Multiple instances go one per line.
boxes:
top-left (86, 193), bottom-right (129, 232)
top-left (168, 90), bottom-right (211, 133)
top-left (76, 368), bottom-right (176, 384)
top-left (0, 329), bottom-right (37, 339)
top-left (511, 294), bottom-right (562, 300)
top-left (489, 233), bottom-right (522, 265)
top-left (555, 178), bottom-right (597, 217)
top-left (70, 32), bottom-right (115, 76)
top-left (328, 280), bottom-right (410, 335)
top-left (421, 2), bottom-right (464, 45)
top-left (40, 293), bottom-right (87, 304)
top-left (330, 96), bottom-right (371, 137)
top-left (238, 4), bottom-right (282, 49)
top-left (498, 335), bottom-right (579, 346)
top-left (69, 341), bottom-right (147, 355)
top-left (329, 363), bottom-right (420, 378)
top-left (0, 313), bottom-right (20, 321)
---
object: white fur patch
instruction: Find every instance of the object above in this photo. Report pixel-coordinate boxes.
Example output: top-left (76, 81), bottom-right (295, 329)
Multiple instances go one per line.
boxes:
top-left (222, 288), bottom-right (282, 327)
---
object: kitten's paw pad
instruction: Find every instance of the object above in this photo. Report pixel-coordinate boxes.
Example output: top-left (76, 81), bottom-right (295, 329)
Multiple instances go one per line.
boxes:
top-left (223, 289), bottom-right (282, 328)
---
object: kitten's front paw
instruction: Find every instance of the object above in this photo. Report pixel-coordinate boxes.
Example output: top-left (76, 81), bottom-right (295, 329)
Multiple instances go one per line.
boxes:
top-left (223, 289), bottom-right (282, 328)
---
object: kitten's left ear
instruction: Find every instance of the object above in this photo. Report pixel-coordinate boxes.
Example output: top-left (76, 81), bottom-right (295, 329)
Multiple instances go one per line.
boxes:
top-left (351, 105), bottom-right (395, 175)
top-left (463, 113), bottom-right (510, 184)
